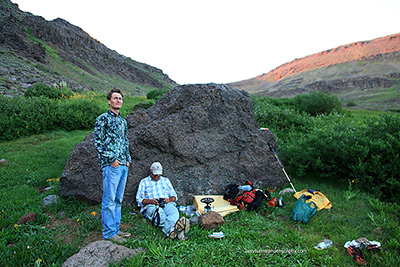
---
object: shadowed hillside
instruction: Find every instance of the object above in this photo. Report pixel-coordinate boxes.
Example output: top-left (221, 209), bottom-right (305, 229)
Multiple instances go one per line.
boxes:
top-left (0, 0), bottom-right (177, 96)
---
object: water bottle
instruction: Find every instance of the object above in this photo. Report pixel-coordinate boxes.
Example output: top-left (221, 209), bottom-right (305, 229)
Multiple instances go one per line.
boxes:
top-left (278, 197), bottom-right (283, 207)
top-left (238, 185), bottom-right (252, 191)
top-left (315, 240), bottom-right (333, 250)
top-left (178, 206), bottom-right (186, 212)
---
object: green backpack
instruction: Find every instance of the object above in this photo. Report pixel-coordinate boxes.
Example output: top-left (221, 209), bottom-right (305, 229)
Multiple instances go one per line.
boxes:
top-left (290, 194), bottom-right (318, 224)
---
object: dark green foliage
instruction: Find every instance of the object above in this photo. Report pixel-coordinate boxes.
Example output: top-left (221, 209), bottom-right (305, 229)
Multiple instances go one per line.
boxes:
top-left (253, 92), bottom-right (343, 118)
top-left (293, 91), bottom-right (342, 115)
top-left (253, 97), bottom-right (315, 140)
top-left (55, 98), bottom-right (104, 131)
top-left (345, 100), bottom-right (357, 107)
top-left (255, 96), bottom-right (400, 203)
top-left (357, 115), bottom-right (400, 202)
top-left (0, 95), bottom-right (104, 141)
top-left (24, 83), bottom-right (73, 99)
top-left (146, 89), bottom-right (169, 100)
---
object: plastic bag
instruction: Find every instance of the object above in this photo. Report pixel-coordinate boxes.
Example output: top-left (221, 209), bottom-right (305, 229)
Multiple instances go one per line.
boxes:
top-left (290, 194), bottom-right (318, 224)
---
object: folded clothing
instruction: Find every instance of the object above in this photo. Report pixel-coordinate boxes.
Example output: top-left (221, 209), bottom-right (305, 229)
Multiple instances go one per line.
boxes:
top-left (344, 238), bottom-right (381, 250)
top-left (293, 189), bottom-right (332, 211)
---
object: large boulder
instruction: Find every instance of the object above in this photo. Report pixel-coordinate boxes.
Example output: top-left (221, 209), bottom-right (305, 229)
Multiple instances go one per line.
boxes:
top-left (60, 83), bottom-right (287, 205)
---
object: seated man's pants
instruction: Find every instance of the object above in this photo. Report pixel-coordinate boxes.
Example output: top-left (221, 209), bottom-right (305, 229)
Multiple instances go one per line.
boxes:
top-left (145, 202), bottom-right (179, 235)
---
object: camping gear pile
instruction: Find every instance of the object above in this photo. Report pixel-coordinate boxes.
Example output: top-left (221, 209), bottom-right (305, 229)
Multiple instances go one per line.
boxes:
top-left (172, 141), bottom-right (382, 265)
top-left (223, 180), bottom-right (271, 211)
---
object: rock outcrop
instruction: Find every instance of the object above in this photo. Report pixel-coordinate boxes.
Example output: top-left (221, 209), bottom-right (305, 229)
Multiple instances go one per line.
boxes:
top-left (305, 76), bottom-right (399, 93)
top-left (62, 240), bottom-right (144, 267)
top-left (60, 84), bottom-right (287, 205)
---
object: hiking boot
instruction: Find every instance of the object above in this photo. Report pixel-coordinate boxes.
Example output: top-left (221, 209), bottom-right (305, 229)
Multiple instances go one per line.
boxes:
top-left (169, 217), bottom-right (190, 240)
top-left (366, 243), bottom-right (381, 252)
top-left (109, 235), bottom-right (127, 244)
top-left (117, 231), bottom-right (131, 238)
top-left (346, 246), bottom-right (368, 265)
top-left (178, 231), bottom-right (188, 241)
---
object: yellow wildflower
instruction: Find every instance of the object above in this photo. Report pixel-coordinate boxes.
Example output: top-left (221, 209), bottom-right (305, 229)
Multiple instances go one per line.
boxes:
top-left (46, 178), bottom-right (60, 182)
top-left (14, 224), bottom-right (19, 229)
top-left (91, 211), bottom-right (96, 216)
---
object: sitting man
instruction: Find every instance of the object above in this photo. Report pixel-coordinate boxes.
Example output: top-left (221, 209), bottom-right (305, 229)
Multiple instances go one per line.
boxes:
top-left (136, 162), bottom-right (190, 240)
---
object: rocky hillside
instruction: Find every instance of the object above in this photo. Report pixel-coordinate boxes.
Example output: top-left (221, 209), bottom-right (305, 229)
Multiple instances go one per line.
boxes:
top-left (230, 33), bottom-right (400, 110)
top-left (0, 0), bottom-right (177, 96)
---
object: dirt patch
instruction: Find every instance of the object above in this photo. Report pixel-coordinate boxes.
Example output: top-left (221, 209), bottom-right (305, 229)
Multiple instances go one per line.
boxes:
top-left (46, 213), bottom-right (135, 246)
top-left (45, 213), bottom-right (97, 246)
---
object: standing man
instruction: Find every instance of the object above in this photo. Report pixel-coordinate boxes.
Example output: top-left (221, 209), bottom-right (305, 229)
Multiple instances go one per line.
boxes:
top-left (94, 88), bottom-right (132, 244)
top-left (136, 162), bottom-right (190, 240)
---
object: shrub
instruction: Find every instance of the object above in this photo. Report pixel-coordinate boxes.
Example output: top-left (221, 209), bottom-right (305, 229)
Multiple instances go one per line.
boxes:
top-left (253, 99), bottom-right (315, 141)
top-left (24, 83), bottom-right (74, 99)
top-left (0, 96), bottom-right (58, 140)
top-left (293, 91), bottom-right (342, 115)
top-left (0, 95), bottom-right (104, 141)
top-left (146, 89), bottom-right (169, 100)
top-left (346, 101), bottom-right (357, 107)
top-left (280, 113), bottom-right (400, 203)
top-left (356, 115), bottom-right (400, 202)
top-left (55, 98), bottom-right (104, 131)
top-left (281, 113), bottom-right (362, 178)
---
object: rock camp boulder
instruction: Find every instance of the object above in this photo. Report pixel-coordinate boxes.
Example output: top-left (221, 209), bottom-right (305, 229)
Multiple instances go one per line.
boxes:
top-left (60, 83), bottom-right (287, 205)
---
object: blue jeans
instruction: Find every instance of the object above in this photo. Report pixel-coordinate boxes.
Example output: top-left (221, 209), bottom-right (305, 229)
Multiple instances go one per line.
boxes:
top-left (101, 165), bottom-right (128, 239)
top-left (145, 202), bottom-right (179, 235)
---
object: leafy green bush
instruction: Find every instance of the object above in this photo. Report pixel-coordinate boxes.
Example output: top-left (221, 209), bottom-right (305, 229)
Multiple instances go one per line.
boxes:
top-left (55, 98), bottom-right (104, 131)
top-left (356, 115), bottom-right (400, 202)
top-left (0, 95), bottom-right (104, 141)
top-left (146, 89), bottom-right (169, 100)
top-left (293, 91), bottom-right (342, 115)
top-left (24, 83), bottom-right (74, 99)
top-left (281, 113), bottom-right (362, 178)
top-left (253, 92), bottom-right (343, 117)
top-left (0, 96), bottom-right (57, 140)
top-left (280, 113), bottom-right (400, 203)
top-left (254, 95), bottom-right (399, 203)
top-left (253, 98), bottom-right (315, 141)
top-left (345, 100), bottom-right (357, 107)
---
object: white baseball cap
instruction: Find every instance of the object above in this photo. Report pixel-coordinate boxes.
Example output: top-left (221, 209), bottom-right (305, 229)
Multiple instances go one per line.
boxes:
top-left (150, 162), bottom-right (163, 175)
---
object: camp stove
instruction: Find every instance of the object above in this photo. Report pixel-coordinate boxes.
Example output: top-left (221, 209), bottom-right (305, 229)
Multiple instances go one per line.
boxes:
top-left (200, 197), bottom-right (214, 213)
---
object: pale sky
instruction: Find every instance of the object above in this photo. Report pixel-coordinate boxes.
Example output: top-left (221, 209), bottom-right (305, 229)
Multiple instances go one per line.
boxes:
top-left (11, 0), bottom-right (400, 85)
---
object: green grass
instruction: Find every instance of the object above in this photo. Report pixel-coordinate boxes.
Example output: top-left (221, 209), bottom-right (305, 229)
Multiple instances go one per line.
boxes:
top-left (0, 130), bottom-right (399, 266)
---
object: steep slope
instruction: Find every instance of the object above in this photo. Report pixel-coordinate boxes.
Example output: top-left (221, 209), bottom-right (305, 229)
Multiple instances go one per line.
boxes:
top-left (231, 33), bottom-right (400, 110)
top-left (260, 33), bottom-right (400, 82)
top-left (0, 0), bottom-right (177, 96)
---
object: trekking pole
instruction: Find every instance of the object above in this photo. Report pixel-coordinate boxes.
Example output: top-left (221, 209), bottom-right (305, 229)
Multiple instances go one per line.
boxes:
top-left (268, 143), bottom-right (297, 193)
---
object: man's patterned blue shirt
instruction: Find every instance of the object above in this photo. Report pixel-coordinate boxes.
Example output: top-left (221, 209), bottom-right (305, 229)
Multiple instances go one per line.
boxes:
top-left (94, 110), bottom-right (131, 169)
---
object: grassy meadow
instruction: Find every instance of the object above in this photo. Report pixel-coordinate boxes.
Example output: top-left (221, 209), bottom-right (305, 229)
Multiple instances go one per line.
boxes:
top-left (0, 89), bottom-right (399, 266)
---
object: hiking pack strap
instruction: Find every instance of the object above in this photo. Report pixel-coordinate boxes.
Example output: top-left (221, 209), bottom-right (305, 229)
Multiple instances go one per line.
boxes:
top-left (152, 206), bottom-right (161, 227)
